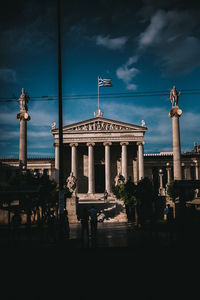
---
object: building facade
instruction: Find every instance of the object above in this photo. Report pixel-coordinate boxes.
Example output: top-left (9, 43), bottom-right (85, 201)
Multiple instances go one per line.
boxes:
top-left (51, 113), bottom-right (147, 200)
top-left (1, 115), bottom-right (200, 199)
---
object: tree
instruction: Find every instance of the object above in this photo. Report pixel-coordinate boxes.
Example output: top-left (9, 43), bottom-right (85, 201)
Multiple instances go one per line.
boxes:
top-left (1, 170), bottom-right (72, 222)
top-left (112, 180), bottom-right (137, 222)
top-left (135, 177), bottom-right (156, 227)
top-left (167, 180), bottom-right (195, 203)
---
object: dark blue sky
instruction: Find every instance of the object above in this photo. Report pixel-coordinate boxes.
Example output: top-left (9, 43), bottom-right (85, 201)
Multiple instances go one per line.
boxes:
top-left (0, 0), bottom-right (200, 157)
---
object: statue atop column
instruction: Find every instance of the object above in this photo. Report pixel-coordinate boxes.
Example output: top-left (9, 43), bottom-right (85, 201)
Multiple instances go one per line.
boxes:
top-left (170, 86), bottom-right (180, 107)
top-left (19, 88), bottom-right (29, 112)
top-left (169, 85), bottom-right (182, 180)
top-left (66, 172), bottom-right (77, 193)
top-left (17, 88), bottom-right (30, 121)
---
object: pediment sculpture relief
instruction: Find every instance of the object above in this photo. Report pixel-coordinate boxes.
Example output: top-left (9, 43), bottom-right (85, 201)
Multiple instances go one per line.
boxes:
top-left (67, 121), bottom-right (133, 132)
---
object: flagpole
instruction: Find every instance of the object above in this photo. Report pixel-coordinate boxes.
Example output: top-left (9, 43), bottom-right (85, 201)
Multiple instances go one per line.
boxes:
top-left (98, 76), bottom-right (100, 110)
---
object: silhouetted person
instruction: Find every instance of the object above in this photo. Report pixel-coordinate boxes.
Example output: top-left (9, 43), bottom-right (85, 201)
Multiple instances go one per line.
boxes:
top-left (80, 207), bottom-right (89, 243)
top-left (166, 204), bottom-right (175, 242)
top-left (104, 190), bottom-right (108, 202)
top-left (11, 209), bottom-right (22, 242)
top-left (59, 210), bottom-right (70, 242)
top-left (89, 206), bottom-right (100, 237)
top-left (47, 211), bottom-right (57, 243)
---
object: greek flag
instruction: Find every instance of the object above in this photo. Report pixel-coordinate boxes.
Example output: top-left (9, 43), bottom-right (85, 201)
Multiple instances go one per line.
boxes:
top-left (98, 77), bottom-right (112, 87)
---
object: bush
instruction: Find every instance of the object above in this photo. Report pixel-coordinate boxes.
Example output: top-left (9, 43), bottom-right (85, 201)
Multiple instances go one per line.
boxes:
top-left (112, 178), bottom-right (156, 224)
top-left (167, 180), bottom-right (195, 203)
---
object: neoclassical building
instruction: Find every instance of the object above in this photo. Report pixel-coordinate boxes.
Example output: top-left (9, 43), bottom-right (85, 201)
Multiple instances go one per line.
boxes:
top-left (51, 110), bottom-right (147, 200)
top-left (1, 113), bottom-right (200, 200)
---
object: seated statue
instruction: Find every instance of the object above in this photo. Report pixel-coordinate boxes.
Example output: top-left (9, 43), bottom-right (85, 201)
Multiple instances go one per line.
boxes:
top-left (66, 172), bottom-right (77, 193)
top-left (114, 173), bottom-right (125, 186)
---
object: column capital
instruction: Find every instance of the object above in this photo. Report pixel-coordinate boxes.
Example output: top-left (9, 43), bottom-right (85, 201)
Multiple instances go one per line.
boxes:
top-left (136, 141), bottom-right (145, 146)
top-left (168, 106), bottom-right (182, 118)
top-left (69, 143), bottom-right (78, 147)
top-left (103, 142), bottom-right (112, 146)
top-left (120, 142), bottom-right (129, 146)
top-left (193, 159), bottom-right (198, 165)
top-left (16, 111), bottom-right (31, 121)
top-left (86, 142), bottom-right (95, 147)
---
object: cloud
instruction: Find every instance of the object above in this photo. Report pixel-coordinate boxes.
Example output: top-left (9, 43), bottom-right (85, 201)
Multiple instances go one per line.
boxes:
top-left (28, 152), bottom-right (53, 157)
top-left (116, 65), bottom-right (139, 84)
top-left (0, 130), bottom-right (19, 140)
top-left (137, 9), bottom-right (200, 74)
top-left (162, 36), bottom-right (200, 74)
top-left (116, 7), bottom-right (200, 86)
top-left (0, 112), bottom-right (18, 125)
top-left (28, 131), bottom-right (51, 138)
top-left (138, 10), bottom-right (167, 48)
top-left (116, 56), bottom-right (139, 90)
top-left (102, 101), bottom-right (200, 152)
top-left (96, 35), bottom-right (128, 50)
top-left (0, 68), bottom-right (16, 83)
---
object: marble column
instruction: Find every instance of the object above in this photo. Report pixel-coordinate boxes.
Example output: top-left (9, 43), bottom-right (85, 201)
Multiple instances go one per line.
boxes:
top-left (87, 142), bottom-right (95, 194)
top-left (120, 142), bottom-right (129, 182)
top-left (137, 142), bottom-right (145, 180)
top-left (19, 119), bottom-right (27, 167)
top-left (185, 166), bottom-right (191, 180)
top-left (193, 160), bottom-right (199, 180)
top-left (104, 142), bottom-right (112, 193)
top-left (16, 88), bottom-right (30, 169)
top-left (70, 143), bottom-right (78, 192)
top-left (159, 169), bottom-right (165, 196)
top-left (133, 159), bottom-right (138, 185)
top-left (54, 144), bottom-right (59, 183)
top-left (166, 163), bottom-right (171, 184)
top-left (169, 106), bottom-right (182, 180)
top-left (70, 143), bottom-right (78, 178)
top-left (193, 160), bottom-right (199, 198)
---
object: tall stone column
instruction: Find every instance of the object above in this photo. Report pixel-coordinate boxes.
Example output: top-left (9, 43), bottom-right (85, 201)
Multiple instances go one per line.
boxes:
top-left (158, 169), bottom-right (165, 196)
top-left (70, 143), bottom-right (78, 192)
top-left (185, 166), bottom-right (191, 180)
top-left (104, 142), bottom-right (112, 193)
top-left (16, 88), bottom-right (30, 169)
top-left (87, 142), bottom-right (95, 194)
top-left (120, 142), bottom-right (129, 182)
top-left (54, 144), bottom-right (59, 183)
top-left (70, 143), bottom-right (78, 178)
top-left (133, 159), bottom-right (138, 184)
top-left (169, 86), bottom-right (182, 180)
top-left (193, 160), bottom-right (199, 180)
top-left (166, 162), bottom-right (172, 184)
top-left (137, 142), bottom-right (145, 180)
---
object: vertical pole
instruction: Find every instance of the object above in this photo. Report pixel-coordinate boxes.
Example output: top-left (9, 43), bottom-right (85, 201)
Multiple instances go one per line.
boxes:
top-left (57, 0), bottom-right (64, 215)
top-left (98, 76), bottom-right (100, 110)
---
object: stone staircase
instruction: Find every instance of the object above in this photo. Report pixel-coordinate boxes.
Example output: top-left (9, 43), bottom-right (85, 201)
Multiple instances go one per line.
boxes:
top-left (77, 193), bottom-right (127, 222)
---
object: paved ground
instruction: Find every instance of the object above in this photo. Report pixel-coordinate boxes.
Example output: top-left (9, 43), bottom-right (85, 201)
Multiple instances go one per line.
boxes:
top-left (1, 220), bottom-right (200, 297)
top-left (0, 220), bottom-right (192, 254)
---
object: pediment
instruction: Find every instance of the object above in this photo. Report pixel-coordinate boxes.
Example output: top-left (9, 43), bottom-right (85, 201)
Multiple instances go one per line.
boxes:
top-left (52, 117), bottom-right (147, 134)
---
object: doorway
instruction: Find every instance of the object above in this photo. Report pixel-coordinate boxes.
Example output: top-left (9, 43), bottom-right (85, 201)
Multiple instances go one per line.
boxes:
top-left (95, 164), bottom-right (105, 193)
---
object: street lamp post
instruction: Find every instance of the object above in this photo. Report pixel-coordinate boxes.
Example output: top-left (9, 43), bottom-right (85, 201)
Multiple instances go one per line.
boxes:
top-left (57, 0), bottom-right (64, 215)
top-left (159, 168), bottom-right (165, 196)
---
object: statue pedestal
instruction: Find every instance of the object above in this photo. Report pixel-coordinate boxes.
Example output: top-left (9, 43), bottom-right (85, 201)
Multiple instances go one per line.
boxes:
top-left (66, 196), bottom-right (78, 223)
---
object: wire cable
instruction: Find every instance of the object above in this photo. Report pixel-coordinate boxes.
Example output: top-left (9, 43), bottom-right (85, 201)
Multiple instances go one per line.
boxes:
top-left (0, 89), bottom-right (200, 102)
